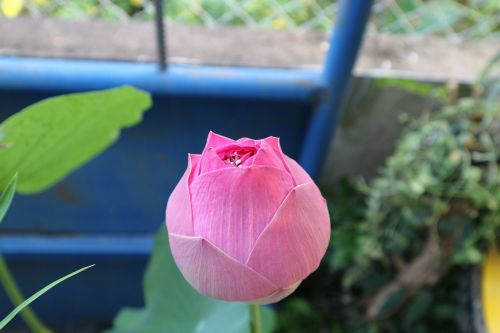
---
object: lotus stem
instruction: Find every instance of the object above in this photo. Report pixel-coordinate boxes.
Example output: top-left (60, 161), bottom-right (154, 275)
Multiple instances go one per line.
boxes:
top-left (249, 303), bottom-right (262, 333)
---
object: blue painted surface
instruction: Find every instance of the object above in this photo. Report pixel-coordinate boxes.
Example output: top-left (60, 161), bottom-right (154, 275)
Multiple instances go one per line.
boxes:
top-left (0, 0), bottom-right (373, 329)
top-left (299, 0), bottom-right (374, 178)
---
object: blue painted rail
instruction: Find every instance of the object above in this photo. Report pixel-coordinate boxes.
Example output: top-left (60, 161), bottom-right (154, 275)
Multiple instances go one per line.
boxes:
top-left (0, 0), bottom-right (373, 330)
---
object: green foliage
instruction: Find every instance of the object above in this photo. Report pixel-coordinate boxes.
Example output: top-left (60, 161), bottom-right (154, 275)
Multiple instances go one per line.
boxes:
top-left (0, 264), bottom-right (94, 331)
top-left (328, 80), bottom-right (499, 331)
top-left (0, 174), bottom-right (16, 224)
top-left (275, 298), bottom-right (323, 333)
top-left (106, 227), bottom-right (276, 333)
top-left (323, 180), bottom-right (366, 271)
top-left (2, 0), bottom-right (498, 38)
top-left (374, 78), bottom-right (448, 102)
top-left (350, 97), bottom-right (499, 275)
top-left (377, 0), bottom-right (499, 38)
top-left (0, 86), bottom-right (151, 194)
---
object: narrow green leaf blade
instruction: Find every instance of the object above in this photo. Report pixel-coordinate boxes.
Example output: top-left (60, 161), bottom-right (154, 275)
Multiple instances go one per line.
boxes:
top-left (0, 86), bottom-right (151, 194)
top-left (0, 173), bottom-right (17, 224)
top-left (106, 227), bottom-right (275, 333)
top-left (0, 264), bottom-right (94, 330)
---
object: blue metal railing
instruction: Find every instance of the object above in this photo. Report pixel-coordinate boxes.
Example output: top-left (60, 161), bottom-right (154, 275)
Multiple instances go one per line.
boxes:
top-left (299, 0), bottom-right (374, 178)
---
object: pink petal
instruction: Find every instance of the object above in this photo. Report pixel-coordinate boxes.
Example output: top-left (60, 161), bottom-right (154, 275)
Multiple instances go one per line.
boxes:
top-left (169, 233), bottom-right (278, 302)
top-left (252, 138), bottom-right (288, 171)
top-left (188, 154), bottom-right (202, 184)
top-left (236, 137), bottom-right (258, 148)
top-left (165, 154), bottom-right (199, 236)
top-left (190, 166), bottom-right (294, 263)
top-left (246, 182), bottom-right (331, 288)
top-left (250, 280), bottom-right (301, 304)
top-left (204, 131), bottom-right (235, 151)
top-left (284, 156), bottom-right (313, 185)
top-left (197, 147), bottom-right (230, 175)
top-left (240, 154), bottom-right (256, 167)
top-left (261, 136), bottom-right (282, 156)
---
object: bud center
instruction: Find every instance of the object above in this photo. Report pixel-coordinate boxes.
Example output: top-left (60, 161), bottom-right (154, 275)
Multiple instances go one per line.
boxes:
top-left (219, 147), bottom-right (256, 167)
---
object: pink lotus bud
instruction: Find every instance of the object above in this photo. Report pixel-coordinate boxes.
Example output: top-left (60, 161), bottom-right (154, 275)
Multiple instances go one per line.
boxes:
top-left (166, 132), bottom-right (331, 304)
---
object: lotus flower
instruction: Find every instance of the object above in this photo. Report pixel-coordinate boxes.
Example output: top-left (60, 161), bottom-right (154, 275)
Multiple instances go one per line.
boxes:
top-left (166, 132), bottom-right (331, 304)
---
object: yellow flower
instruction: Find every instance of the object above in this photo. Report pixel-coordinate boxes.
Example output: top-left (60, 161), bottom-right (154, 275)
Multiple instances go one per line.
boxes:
top-left (271, 17), bottom-right (286, 30)
top-left (130, 0), bottom-right (142, 7)
top-left (1, 0), bottom-right (23, 18)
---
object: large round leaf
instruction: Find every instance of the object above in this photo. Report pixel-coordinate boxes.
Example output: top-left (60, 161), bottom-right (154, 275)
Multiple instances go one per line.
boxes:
top-left (0, 86), bottom-right (151, 194)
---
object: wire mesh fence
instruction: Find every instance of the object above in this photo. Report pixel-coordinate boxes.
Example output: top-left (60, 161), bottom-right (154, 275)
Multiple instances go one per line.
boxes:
top-left (1, 0), bottom-right (499, 40)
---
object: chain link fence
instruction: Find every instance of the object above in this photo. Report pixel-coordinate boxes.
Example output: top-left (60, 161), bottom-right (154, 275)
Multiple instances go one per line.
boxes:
top-left (1, 0), bottom-right (499, 40)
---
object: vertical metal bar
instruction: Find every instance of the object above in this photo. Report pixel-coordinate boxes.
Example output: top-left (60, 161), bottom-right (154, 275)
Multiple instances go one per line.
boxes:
top-left (298, 0), bottom-right (373, 179)
top-left (154, 0), bottom-right (167, 71)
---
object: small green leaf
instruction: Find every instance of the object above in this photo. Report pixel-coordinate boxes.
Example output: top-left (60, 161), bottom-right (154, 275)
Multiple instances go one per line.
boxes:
top-left (373, 78), bottom-right (447, 102)
top-left (0, 264), bottom-right (94, 330)
top-left (106, 227), bottom-right (275, 333)
top-left (0, 173), bottom-right (17, 224)
top-left (0, 86), bottom-right (151, 194)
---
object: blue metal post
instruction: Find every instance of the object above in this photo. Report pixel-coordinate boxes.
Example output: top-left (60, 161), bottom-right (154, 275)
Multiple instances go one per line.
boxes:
top-left (299, 0), bottom-right (373, 179)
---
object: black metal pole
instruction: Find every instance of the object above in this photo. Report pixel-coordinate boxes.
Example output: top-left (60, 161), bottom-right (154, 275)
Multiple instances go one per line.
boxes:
top-left (154, 0), bottom-right (167, 71)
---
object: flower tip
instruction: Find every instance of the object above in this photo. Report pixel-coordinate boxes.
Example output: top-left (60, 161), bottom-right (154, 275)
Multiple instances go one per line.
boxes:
top-left (205, 131), bottom-right (235, 150)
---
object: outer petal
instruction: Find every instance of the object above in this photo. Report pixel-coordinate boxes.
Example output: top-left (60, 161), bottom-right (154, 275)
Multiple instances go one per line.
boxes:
top-left (246, 182), bottom-right (330, 288)
top-left (236, 137), bottom-right (258, 148)
top-left (197, 147), bottom-right (230, 175)
top-left (165, 154), bottom-right (200, 236)
top-left (252, 137), bottom-right (288, 171)
top-left (169, 233), bottom-right (278, 302)
top-left (190, 166), bottom-right (294, 263)
top-left (284, 155), bottom-right (313, 185)
top-left (251, 280), bottom-right (301, 304)
top-left (204, 131), bottom-right (234, 151)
